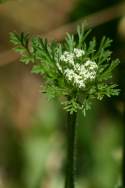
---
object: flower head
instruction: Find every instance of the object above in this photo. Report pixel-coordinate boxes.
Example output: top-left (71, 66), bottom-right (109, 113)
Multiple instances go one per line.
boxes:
top-left (10, 24), bottom-right (120, 114)
top-left (58, 49), bottom-right (98, 89)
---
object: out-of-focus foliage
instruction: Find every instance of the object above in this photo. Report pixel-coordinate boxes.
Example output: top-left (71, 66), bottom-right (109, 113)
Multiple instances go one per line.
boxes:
top-left (0, 0), bottom-right (8, 3)
top-left (1, 99), bottom-right (121, 188)
top-left (70, 0), bottom-right (123, 21)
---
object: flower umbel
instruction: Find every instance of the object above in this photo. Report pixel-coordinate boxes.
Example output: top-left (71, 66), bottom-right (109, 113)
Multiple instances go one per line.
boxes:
top-left (10, 24), bottom-right (120, 115)
top-left (58, 48), bottom-right (98, 90)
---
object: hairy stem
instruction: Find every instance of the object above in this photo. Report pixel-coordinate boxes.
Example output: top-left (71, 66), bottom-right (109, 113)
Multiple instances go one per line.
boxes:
top-left (65, 111), bottom-right (77, 188)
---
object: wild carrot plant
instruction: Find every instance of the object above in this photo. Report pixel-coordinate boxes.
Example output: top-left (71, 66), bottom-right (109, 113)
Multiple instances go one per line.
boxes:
top-left (10, 24), bottom-right (120, 188)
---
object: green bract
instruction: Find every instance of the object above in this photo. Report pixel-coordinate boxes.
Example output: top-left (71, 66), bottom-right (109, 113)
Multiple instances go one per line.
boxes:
top-left (10, 25), bottom-right (120, 115)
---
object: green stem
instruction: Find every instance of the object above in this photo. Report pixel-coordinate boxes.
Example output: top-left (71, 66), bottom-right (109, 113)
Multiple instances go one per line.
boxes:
top-left (122, 106), bottom-right (125, 188)
top-left (65, 111), bottom-right (77, 188)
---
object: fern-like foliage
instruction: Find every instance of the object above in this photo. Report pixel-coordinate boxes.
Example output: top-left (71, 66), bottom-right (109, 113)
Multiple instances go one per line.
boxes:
top-left (10, 24), bottom-right (120, 115)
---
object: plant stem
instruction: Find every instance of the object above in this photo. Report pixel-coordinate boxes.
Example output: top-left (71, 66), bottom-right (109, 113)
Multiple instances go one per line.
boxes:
top-left (65, 111), bottom-right (77, 188)
top-left (122, 105), bottom-right (125, 188)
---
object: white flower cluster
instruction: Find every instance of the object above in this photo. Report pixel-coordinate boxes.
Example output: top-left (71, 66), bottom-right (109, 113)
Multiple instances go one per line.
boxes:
top-left (60, 51), bottom-right (74, 65)
top-left (59, 48), bottom-right (85, 66)
top-left (74, 48), bottom-right (85, 58)
top-left (64, 69), bottom-right (86, 88)
top-left (57, 49), bottom-right (98, 89)
top-left (74, 60), bottom-right (98, 82)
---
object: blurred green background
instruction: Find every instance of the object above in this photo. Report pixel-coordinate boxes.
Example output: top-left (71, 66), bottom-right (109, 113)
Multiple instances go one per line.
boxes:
top-left (0, 0), bottom-right (124, 188)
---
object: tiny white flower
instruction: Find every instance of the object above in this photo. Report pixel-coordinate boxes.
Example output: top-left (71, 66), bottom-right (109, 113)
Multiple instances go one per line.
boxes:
top-left (84, 60), bottom-right (97, 69)
top-left (79, 65), bottom-right (87, 76)
top-left (64, 69), bottom-right (74, 81)
top-left (73, 73), bottom-right (81, 82)
top-left (73, 73), bottom-right (85, 88)
top-left (84, 60), bottom-right (91, 67)
top-left (85, 72), bottom-right (91, 79)
top-left (89, 75), bottom-right (95, 80)
top-left (74, 48), bottom-right (85, 58)
top-left (78, 80), bottom-right (86, 88)
top-left (60, 51), bottom-right (74, 65)
top-left (60, 54), bottom-right (66, 61)
top-left (63, 51), bottom-right (70, 56)
top-left (75, 78), bottom-right (85, 88)
top-left (56, 63), bottom-right (62, 72)
top-left (68, 59), bottom-right (74, 66)
top-left (74, 63), bottom-right (81, 72)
